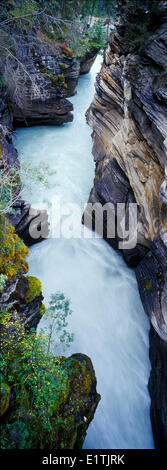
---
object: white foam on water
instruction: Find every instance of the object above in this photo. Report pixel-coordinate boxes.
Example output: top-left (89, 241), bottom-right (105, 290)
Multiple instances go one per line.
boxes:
top-left (14, 56), bottom-right (154, 449)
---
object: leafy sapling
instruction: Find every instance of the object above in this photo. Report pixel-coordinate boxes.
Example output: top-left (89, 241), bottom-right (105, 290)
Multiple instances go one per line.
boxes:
top-left (40, 293), bottom-right (74, 354)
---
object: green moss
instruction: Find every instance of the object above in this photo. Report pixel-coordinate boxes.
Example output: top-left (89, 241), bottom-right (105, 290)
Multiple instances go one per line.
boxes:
top-left (57, 74), bottom-right (65, 82)
top-left (59, 63), bottom-right (66, 70)
top-left (40, 66), bottom-right (67, 87)
top-left (145, 278), bottom-right (152, 290)
top-left (40, 303), bottom-right (45, 316)
top-left (25, 276), bottom-right (42, 303)
top-left (0, 216), bottom-right (28, 280)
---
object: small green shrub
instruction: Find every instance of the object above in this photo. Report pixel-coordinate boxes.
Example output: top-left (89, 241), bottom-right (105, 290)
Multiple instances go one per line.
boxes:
top-left (0, 295), bottom-right (74, 448)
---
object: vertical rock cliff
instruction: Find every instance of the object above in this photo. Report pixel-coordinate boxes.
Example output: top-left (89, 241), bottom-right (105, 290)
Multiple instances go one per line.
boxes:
top-left (83, 0), bottom-right (167, 448)
top-left (0, 22), bottom-right (101, 448)
top-left (0, 216), bottom-right (100, 448)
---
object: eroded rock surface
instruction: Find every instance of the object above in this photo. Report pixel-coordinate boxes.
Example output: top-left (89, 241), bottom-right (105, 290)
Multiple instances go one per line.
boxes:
top-left (0, 218), bottom-right (100, 447)
top-left (0, 125), bottom-right (49, 245)
top-left (83, 0), bottom-right (167, 448)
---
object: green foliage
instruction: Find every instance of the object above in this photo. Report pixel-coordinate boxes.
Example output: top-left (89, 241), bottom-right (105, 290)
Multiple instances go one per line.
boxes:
top-left (70, 18), bottom-right (109, 59)
top-left (42, 293), bottom-right (74, 353)
top-left (8, 0), bottom-right (38, 17)
top-left (36, 0), bottom-right (117, 19)
top-left (0, 274), bottom-right (7, 293)
top-left (0, 0), bottom-right (117, 66)
top-left (0, 154), bottom-right (54, 215)
top-left (124, 0), bottom-right (163, 52)
top-left (80, 19), bottom-right (107, 55)
top-left (21, 161), bottom-right (54, 189)
top-left (0, 295), bottom-right (74, 448)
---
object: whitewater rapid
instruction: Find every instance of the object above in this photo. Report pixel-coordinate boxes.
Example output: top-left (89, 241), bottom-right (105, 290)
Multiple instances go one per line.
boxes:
top-left (14, 56), bottom-right (154, 449)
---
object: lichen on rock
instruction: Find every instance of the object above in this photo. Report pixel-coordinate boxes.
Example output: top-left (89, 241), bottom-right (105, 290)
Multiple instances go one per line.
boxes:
top-left (0, 218), bottom-right (100, 449)
top-left (0, 215), bottom-right (29, 280)
top-left (25, 276), bottom-right (42, 304)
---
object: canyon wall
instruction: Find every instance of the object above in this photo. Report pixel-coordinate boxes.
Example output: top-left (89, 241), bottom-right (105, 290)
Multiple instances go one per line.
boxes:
top-left (0, 215), bottom-right (100, 448)
top-left (83, 0), bottom-right (167, 448)
top-left (0, 33), bottom-right (98, 129)
top-left (0, 26), bottom-right (100, 449)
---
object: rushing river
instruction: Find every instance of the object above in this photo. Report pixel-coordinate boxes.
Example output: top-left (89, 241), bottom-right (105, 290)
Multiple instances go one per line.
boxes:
top-left (14, 56), bottom-right (154, 449)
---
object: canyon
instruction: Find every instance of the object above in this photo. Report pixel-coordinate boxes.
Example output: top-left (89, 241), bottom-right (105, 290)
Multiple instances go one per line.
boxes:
top-left (83, 0), bottom-right (167, 448)
top-left (0, 0), bottom-right (167, 450)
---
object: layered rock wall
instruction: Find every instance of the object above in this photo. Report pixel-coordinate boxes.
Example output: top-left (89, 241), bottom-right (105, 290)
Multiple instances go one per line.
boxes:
top-left (83, 0), bottom-right (167, 448)
top-left (0, 216), bottom-right (100, 448)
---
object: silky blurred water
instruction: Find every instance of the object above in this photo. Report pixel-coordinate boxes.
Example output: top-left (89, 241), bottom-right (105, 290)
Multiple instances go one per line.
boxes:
top-left (14, 56), bottom-right (154, 449)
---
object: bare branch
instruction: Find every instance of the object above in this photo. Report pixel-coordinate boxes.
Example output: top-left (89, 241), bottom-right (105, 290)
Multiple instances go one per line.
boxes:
top-left (0, 9), bottom-right (46, 27)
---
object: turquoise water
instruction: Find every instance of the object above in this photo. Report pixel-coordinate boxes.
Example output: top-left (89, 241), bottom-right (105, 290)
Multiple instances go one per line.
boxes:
top-left (14, 56), bottom-right (154, 449)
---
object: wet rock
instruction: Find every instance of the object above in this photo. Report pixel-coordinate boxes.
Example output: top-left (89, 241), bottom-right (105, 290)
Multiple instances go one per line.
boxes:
top-left (0, 217), bottom-right (44, 330)
top-left (136, 230), bottom-right (167, 342)
top-left (0, 86), bottom-right (13, 130)
top-left (0, 125), bottom-right (49, 245)
top-left (58, 353), bottom-right (101, 449)
top-left (13, 97), bottom-right (74, 127)
top-left (84, 0), bottom-right (167, 448)
top-left (149, 325), bottom-right (167, 449)
top-left (8, 200), bottom-right (49, 246)
top-left (80, 48), bottom-right (98, 74)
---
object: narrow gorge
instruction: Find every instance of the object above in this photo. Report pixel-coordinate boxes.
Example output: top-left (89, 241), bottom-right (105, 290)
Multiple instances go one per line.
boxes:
top-left (0, 0), bottom-right (167, 454)
top-left (83, 0), bottom-right (167, 449)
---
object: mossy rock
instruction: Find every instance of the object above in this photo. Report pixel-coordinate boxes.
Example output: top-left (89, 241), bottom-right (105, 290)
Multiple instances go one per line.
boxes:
top-left (57, 75), bottom-right (65, 82)
top-left (40, 303), bottom-right (45, 316)
top-left (50, 354), bottom-right (100, 449)
top-left (59, 63), bottom-right (66, 70)
top-left (25, 276), bottom-right (42, 303)
top-left (0, 216), bottom-right (28, 280)
top-left (0, 378), bottom-right (10, 417)
top-left (145, 278), bottom-right (152, 290)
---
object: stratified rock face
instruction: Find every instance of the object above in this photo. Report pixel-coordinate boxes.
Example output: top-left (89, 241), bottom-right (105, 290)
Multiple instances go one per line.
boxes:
top-left (0, 86), bottom-right (13, 130)
top-left (84, 0), bottom-right (167, 336)
top-left (83, 0), bottom-right (167, 448)
top-left (85, 36), bottom-right (167, 251)
top-left (1, 38), bottom-right (98, 128)
top-left (136, 229), bottom-right (167, 342)
top-left (11, 43), bottom-right (77, 126)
